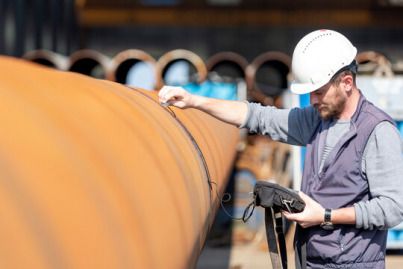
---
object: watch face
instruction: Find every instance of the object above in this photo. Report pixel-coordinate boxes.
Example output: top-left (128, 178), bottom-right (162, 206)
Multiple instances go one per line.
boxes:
top-left (321, 224), bottom-right (334, 230)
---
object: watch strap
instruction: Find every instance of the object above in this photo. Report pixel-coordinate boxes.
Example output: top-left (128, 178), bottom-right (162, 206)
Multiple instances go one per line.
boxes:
top-left (324, 208), bottom-right (332, 223)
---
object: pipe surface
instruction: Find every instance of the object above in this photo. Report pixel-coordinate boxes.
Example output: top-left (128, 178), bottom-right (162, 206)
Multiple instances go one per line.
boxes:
top-left (0, 56), bottom-right (239, 269)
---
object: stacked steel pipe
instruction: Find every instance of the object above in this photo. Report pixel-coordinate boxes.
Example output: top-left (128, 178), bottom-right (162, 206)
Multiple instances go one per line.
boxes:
top-left (68, 49), bottom-right (111, 79)
top-left (246, 51), bottom-right (291, 107)
top-left (21, 48), bottom-right (395, 100)
top-left (157, 49), bottom-right (208, 87)
top-left (22, 49), bottom-right (69, 70)
top-left (206, 51), bottom-right (249, 80)
top-left (356, 51), bottom-right (394, 77)
top-left (105, 49), bottom-right (160, 90)
top-left (0, 56), bottom-right (239, 269)
top-left (20, 49), bottom-right (295, 97)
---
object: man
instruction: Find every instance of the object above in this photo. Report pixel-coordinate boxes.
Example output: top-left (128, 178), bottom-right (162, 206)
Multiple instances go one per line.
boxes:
top-left (158, 29), bottom-right (403, 268)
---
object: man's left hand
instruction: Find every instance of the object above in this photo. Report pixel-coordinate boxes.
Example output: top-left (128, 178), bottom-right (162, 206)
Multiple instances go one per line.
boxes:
top-left (282, 192), bottom-right (325, 228)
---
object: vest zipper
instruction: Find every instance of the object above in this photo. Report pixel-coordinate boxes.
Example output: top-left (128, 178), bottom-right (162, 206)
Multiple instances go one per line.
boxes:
top-left (306, 174), bottom-right (318, 196)
top-left (340, 240), bottom-right (344, 251)
top-left (339, 228), bottom-right (346, 251)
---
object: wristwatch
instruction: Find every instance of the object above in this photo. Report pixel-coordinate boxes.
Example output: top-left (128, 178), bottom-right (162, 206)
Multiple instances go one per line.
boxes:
top-left (320, 208), bottom-right (334, 230)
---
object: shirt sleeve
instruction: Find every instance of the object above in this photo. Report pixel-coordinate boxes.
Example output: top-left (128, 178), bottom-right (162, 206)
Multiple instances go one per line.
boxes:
top-left (239, 102), bottom-right (320, 146)
top-left (354, 121), bottom-right (403, 230)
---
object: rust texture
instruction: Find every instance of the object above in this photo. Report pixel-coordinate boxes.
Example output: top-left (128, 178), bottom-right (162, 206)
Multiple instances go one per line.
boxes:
top-left (0, 56), bottom-right (239, 269)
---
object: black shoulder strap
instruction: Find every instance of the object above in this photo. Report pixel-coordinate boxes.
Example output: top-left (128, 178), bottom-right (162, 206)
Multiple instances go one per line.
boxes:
top-left (274, 207), bottom-right (288, 269)
top-left (294, 225), bottom-right (307, 269)
top-left (264, 207), bottom-right (287, 269)
top-left (247, 181), bottom-right (307, 269)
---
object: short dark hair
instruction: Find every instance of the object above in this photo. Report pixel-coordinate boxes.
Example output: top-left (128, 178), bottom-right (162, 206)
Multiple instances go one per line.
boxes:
top-left (330, 60), bottom-right (358, 87)
top-left (330, 70), bottom-right (356, 87)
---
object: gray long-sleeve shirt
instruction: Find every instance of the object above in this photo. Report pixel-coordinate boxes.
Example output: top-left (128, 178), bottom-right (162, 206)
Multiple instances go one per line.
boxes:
top-left (240, 102), bottom-right (403, 230)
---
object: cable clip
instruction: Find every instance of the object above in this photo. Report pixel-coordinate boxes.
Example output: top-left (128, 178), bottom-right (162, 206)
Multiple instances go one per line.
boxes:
top-left (279, 195), bottom-right (293, 213)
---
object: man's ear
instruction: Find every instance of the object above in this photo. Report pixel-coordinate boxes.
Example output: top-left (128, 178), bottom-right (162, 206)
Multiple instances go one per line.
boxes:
top-left (342, 75), bottom-right (354, 91)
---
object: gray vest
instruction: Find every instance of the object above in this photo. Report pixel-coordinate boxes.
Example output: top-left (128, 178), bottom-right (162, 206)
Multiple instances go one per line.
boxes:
top-left (297, 93), bottom-right (395, 268)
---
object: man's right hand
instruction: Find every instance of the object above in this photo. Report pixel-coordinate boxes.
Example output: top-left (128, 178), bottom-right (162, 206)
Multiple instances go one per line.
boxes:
top-left (158, 86), bottom-right (196, 109)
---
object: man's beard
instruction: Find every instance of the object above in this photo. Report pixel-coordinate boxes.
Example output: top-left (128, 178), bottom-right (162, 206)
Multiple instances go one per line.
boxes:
top-left (314, 88), bottom-right (346, 120)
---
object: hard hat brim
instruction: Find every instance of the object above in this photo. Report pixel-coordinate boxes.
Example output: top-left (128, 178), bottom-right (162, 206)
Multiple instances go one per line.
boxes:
top-left (290, 59), bottom-right (359, 95)
top-left (290, 80), bottom-right (327, 95)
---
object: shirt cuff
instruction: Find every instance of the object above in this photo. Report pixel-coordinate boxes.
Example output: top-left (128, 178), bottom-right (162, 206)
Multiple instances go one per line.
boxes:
top-left (238, 101), bottom-right (252, 129)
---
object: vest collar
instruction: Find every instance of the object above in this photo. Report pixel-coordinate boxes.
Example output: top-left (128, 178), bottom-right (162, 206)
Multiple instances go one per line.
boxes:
top-left (350, 90), bottom-right (365, 123)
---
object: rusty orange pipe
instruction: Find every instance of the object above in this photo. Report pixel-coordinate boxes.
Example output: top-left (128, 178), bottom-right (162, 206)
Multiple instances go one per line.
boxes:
top-left (0, 56), bottom-right (239, 269)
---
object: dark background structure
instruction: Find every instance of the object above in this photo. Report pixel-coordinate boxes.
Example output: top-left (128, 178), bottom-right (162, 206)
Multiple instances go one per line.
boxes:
top-left (1, 0), bottom-right (403, 67)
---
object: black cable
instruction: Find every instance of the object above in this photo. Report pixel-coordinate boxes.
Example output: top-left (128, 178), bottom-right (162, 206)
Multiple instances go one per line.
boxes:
top-left (160, 101), bottom-right (256, 223)
top-left (209, 180), bottom-right (256, 222)
top-left (127, 87), bottom-right (256, 223)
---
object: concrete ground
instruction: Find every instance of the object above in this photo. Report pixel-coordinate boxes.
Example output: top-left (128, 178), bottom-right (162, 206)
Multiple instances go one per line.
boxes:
top-left (197, 244), bottom-right (403, 269)
top-left (196, 223), bottom-right (403, 269)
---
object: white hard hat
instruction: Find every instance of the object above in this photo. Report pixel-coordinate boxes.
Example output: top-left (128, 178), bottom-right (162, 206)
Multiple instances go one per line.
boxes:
top-left (290, 29), bottom-right (357, 95)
